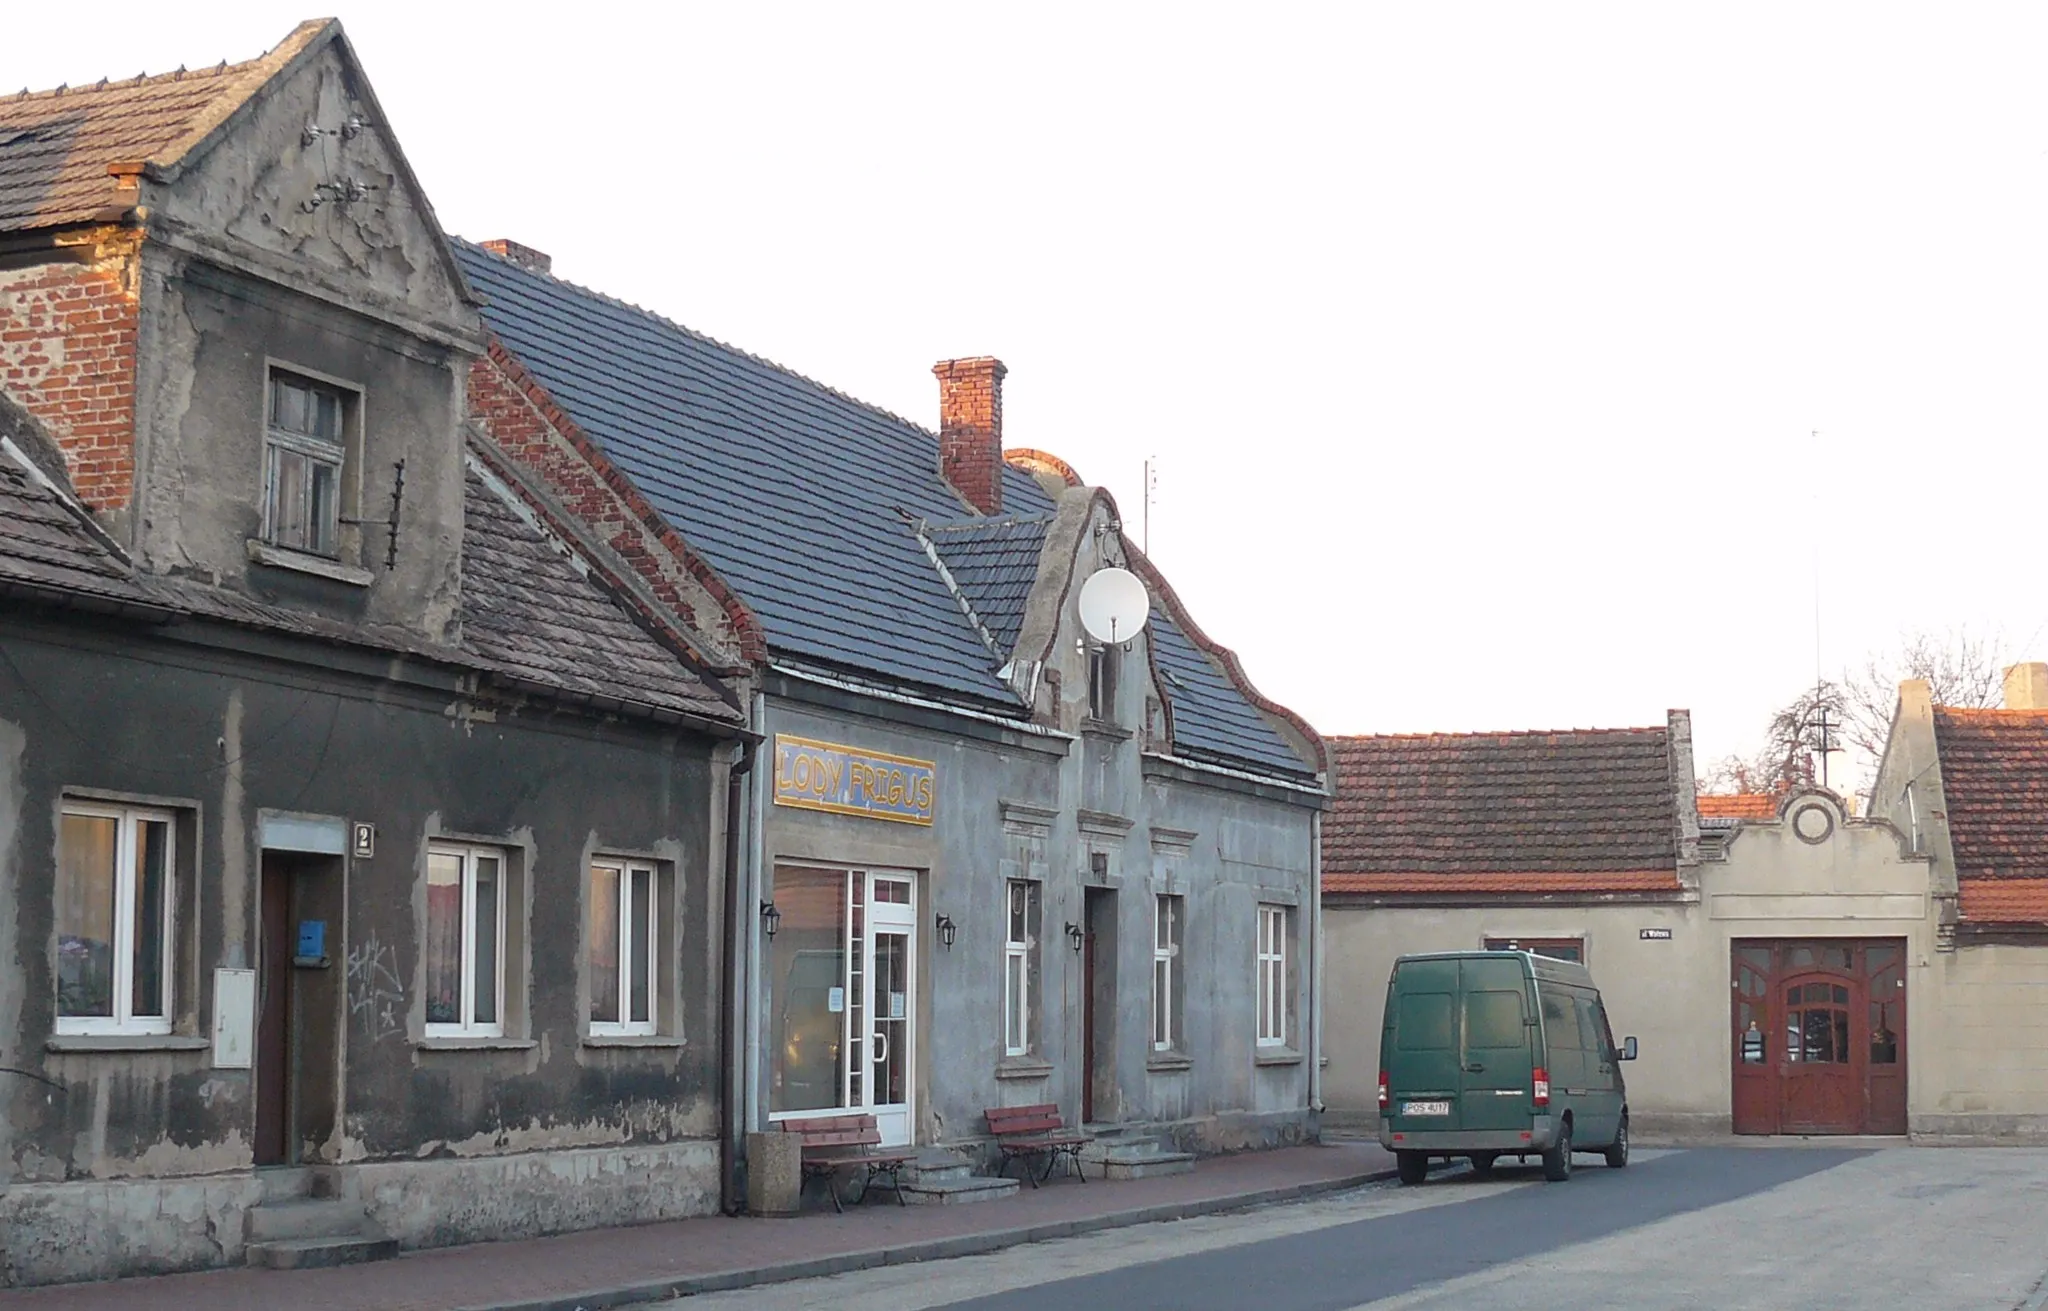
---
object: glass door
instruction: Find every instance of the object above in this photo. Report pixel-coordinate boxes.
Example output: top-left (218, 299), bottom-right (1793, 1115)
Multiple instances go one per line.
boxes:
top-left (769, 865), bottom-right (917, 1147)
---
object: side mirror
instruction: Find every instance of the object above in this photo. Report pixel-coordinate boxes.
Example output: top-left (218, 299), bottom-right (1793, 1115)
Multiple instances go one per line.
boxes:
top-left (1621, 1036), bottom-right (1639, 1062)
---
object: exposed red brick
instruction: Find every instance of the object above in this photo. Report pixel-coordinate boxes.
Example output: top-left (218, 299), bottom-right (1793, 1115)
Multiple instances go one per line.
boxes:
top-left (933, 356), bottom-right (1005, 515)
top-left (0, 235), bottom-right (142, 511)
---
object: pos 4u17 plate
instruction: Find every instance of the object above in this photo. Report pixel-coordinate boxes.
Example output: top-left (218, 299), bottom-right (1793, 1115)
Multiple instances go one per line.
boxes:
top-left (1401, 1100), bottom-right (1451, 1116)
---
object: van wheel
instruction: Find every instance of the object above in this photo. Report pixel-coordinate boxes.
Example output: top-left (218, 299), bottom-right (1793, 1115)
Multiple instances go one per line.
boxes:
top-left (1605, 1116), bottom-right (1630, 1169)
top-left (1542, 1121), bottom-right (1573, 1182)
top-left (1468, 1152), bottom-right (1498, 1177)
top-left (1396, 1151), bottom-right (1429, 1185)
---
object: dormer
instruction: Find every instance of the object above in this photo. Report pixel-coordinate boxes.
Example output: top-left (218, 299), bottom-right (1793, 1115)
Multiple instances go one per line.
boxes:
top-left (0, 21), bottom-right (482, 643)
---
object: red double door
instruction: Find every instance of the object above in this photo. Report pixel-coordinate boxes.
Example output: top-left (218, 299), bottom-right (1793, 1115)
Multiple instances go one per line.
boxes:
top-left (1731, 939), bottom-right (1906, 1136)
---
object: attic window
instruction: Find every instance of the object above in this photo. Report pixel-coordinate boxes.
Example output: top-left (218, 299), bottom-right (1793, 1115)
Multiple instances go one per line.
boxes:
top-left (263, 372), bottom-right (348, 558)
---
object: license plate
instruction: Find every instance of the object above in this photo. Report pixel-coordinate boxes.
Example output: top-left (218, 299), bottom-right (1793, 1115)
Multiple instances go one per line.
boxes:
top-left (1401, 1100), bottom-right (1451, 1117)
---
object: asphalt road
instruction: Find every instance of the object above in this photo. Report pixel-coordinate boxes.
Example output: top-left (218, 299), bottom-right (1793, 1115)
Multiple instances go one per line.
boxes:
top-left (677, 1147), bottom-right (2048, 1311)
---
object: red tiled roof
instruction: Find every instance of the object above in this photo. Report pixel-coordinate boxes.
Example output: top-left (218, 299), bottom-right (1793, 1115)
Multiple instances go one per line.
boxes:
top-left (0, 22), bottom-right (326, 232)
top-left (1956, 878), bottom-right (2048, 924)
top-left (1931, 707), bottom-right (2048, 922)
top-left (1698, 792), bottom-right (1780, 820)
top-left (1323, 727), bottom-right (1683, 896)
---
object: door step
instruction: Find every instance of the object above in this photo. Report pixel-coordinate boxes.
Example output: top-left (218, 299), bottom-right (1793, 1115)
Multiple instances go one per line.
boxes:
top-left (245, 1234), bottom-right (401, 1269)
top-left (1080, 1134), bottom-right (1195, 1182)
top-left (894, 1146), bottom-right (1022, 1204)
top-left (244, 1167), bottom-right (392, 1269)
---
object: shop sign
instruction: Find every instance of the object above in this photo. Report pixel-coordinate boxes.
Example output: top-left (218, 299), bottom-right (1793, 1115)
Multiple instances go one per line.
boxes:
top-left (773, 734), bottom-right (936, 826)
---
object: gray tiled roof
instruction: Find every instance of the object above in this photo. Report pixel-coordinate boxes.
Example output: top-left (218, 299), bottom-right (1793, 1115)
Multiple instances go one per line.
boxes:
top-left (457, 241), bottom-right (1316, 777)
top-left (1151, 610), bottom-right (1311, 777)
top-left (461, 464), bottom-right (741, 723)
top-left (0, 452), bottom-right (159, 609)
top-left (923, 515), bottom-right (1051, 659)
top-left (455, 241), bottom-right (1051, 707)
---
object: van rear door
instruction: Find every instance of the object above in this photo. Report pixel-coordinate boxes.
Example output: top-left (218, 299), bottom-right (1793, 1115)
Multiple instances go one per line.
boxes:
top-left (1384, 957), bottom-right (1463, 1131)
top-left (1458, 956), bottom-right (1537, 1132)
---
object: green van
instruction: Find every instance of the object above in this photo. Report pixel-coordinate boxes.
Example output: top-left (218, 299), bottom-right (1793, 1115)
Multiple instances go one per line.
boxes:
top-left (1378, 950), bottom-right (1638, 1184)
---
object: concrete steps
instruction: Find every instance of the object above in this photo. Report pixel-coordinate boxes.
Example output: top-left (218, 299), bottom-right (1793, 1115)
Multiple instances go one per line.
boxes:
top-left (894, 1147), bottom-right (1021, 1206)
top-left (1080, 1128), bottom-right (1195, 1182)
top-left (244, 1166), bottom-right (395, 1270)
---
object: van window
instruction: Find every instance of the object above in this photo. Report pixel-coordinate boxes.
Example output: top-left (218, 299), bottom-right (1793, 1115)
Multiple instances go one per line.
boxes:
top-left (1396, 992), bottom-right (1454, 1050)
top-left (1541, 990), bottom-right (1578, 1046)
top-left (1575, 998), bottom-right (1603, 1054)
top-left (1464, 990), bottom-right (1525, 1050)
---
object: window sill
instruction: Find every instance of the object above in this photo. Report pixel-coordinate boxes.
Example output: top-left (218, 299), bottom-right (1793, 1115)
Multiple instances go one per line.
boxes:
top-left (1080, 719), bottom-right (1134, 741)
top-left (246, 539), bottom-right (372, 587)
top-left (583, 1033), bottom-right (687, 1049)
top-left (1254, 1047), bottom-right (1304, 1067)
top-left (47, 1033), bottom-right (210, 1053)
top-left (415, 1036), bottom-right (537, 1051)
top-left (996, 1054), bottom-right (1054, 1081)
top-left (1146, 1051), bottom-right (1193, 1073)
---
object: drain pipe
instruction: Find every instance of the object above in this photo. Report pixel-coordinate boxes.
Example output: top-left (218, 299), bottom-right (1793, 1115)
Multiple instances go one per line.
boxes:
top-left (1309, 808), bottom-right (1325, 1118)
top-left (719, 729), bottom-right (759, 1215)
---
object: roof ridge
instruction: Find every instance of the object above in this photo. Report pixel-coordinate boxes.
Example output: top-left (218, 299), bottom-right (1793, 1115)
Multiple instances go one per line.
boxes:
top-left (1330, 726), bottom-right (1667, 742)
top-left (924, 513), bottom-right (1058, 533)
top-left (6, 54), bottom-right (260, 105)
top-left (456, 238), bottom-right (944, 442)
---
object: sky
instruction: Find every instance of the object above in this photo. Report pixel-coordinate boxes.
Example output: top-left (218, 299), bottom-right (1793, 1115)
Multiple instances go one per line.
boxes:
top-left (8, 4), bottom-right (2047, 785)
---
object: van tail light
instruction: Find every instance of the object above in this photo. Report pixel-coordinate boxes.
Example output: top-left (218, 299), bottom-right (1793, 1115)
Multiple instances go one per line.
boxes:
top-left (1532, 1067), bottom-right (1551, 1108)
top-left (1378, 1072), bottom-right (1391, 1112)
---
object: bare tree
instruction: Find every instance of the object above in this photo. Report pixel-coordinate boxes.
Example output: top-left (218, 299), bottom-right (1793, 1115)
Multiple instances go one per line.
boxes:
top-left (1840, 627), bottom-right (2011, 763)
top-left (1700, 682), bottom-right (1846, 796)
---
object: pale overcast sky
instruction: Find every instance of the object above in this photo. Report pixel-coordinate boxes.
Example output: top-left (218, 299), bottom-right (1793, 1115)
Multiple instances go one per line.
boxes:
top-left (9, 4), bottom-right (2047, 781)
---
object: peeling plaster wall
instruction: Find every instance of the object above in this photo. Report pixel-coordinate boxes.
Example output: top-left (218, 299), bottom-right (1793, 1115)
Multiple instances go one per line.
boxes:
top-left (0, 612), bottom-right (724, 1285)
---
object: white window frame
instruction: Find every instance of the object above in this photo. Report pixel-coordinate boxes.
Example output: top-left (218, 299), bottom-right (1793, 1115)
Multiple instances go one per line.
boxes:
top-left (55, 803), bottom-right (175, 1036)
top-left (589, 857), bottom-right (660, 1037)
top-left (1003, 879), bottom-right (1036, 1057)
top-left (263, 371), bottom-right (348, 558)
top-left (1152, 893), bottom-right (1182, 1051)
top-left (1257, 904), bottom-right (1289, 1048)
top-left (425, 843), bottom-right (507, 1038)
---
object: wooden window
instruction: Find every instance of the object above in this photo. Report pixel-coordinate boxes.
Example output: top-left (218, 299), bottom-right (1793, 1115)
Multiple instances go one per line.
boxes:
top-left (264, 373), bottom-right (347, 557)
top-left (56, 804), bottom-right (174, 1035)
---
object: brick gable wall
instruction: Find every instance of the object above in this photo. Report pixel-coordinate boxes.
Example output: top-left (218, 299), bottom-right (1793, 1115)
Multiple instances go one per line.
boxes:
top-left (0, 233), bottom-right (142, 511)
top-left (466, 343), bottom-right (764, 668)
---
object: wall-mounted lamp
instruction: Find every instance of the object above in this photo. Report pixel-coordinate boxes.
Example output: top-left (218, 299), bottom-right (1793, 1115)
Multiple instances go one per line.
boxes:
top-left (935, 913), bottom-right (957, 950)
top-left (1064, 922), bottom-right (1085, 952)
top-left (759, 900), bottom-right (781, 939)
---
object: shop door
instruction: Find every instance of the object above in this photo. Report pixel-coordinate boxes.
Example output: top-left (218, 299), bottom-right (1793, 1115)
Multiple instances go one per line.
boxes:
top-left (1781, 974), bottom-right (1860, 1133)
top-left (767, 866), bottom-right (918, 1148)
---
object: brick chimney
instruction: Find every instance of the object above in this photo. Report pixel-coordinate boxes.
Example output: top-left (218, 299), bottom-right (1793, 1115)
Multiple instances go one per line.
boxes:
top-left (481, 238), bottom-right (552, 274)
top-left (2004, 662), bottom-right (2048, 710)
top-left (933, 356), bottom-right (1006, 515)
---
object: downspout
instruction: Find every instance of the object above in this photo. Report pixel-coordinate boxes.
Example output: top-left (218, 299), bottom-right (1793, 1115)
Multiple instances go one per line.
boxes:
top-left (719, 728), bottom-right (759, 1215)
top-left (1309, 808), bottom-right (1325, 1119)
top-left (743, 691), bottom-right (769, 1135)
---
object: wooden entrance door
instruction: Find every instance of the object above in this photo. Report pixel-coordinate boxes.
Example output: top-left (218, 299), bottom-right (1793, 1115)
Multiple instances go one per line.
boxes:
top-left (1082, 887), bottom-right (1116, 1125)
top-left (1780, 974), bottom-right (1859, 1133)
top-left (1730, 939), bottom-right (1908, 1136)
top-left (256, 855), bottom-right (293, 1165)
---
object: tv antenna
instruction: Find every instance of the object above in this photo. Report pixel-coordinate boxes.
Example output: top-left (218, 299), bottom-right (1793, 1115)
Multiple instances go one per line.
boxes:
top-left (1142, 455), bottom-right (1158, 555)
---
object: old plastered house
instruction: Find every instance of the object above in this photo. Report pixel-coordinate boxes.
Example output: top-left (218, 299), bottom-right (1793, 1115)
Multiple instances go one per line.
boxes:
top-left (0, 23), bottom-right (755, 1286)
top-left (456, 237), bottom-right (1332, 1190)
top-left (1320, 712), bottom-right (1969, 1142)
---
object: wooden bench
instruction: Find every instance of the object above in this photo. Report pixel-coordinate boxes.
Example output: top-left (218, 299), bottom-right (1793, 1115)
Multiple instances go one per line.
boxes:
top-left (778, 1114), bottom-right (915, 1212)
top-left (985, 1103), bottom-right (1090, 1187)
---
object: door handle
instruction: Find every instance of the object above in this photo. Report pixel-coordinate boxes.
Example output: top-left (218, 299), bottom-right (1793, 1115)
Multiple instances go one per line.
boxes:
top-left (872, 1031), bottom-right (889, 1064)
top-left (1464, 1062), bottom-right (1485, 1073)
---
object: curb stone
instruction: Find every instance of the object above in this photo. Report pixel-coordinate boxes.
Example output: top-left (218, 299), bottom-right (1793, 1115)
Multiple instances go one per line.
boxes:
top-left (460, 1168), bottom-right (1397, 1311)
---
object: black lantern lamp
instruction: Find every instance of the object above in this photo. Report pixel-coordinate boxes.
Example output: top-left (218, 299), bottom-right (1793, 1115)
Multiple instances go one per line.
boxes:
top-left (935, 913), bottom-right (957, 950)
top-left (1064, 922), bottom-right (1085, 952)
top-left (759, 899), bottom-right (781, 939)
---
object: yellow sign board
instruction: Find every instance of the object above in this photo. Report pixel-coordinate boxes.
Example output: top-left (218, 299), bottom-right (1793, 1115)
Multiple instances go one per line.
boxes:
top-left (772, 735), bottom-right (936, 826)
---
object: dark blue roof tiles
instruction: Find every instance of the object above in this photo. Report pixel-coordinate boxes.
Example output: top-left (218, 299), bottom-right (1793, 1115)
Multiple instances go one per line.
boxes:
top-left (457, 242), bottom-right (1049, 706)
top-left (1150, 610), bottom-right (1313, 778)
top-left (925, 515), bottom-right (1052, 658)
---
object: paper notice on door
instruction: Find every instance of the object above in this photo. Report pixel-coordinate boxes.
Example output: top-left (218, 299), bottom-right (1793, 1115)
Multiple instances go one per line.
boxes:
top-left (889, 992), bottom-right (906, 1020)
top-left (827, 986), bottom-right (845, 1013)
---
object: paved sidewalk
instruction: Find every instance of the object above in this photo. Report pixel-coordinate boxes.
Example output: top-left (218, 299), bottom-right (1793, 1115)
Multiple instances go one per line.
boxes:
top-left (0, 1142), bottom-right (1392, 1311)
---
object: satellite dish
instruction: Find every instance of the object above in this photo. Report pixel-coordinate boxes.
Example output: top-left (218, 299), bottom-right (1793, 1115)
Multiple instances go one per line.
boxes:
top-left (1079, 567), bottom-right (1150, 645)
